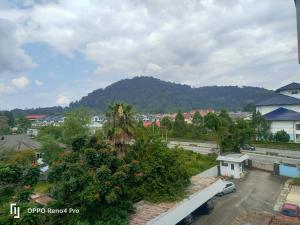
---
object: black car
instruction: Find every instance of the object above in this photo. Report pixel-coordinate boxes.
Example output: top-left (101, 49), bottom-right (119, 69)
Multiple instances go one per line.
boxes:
top-left (241, 144), bottom-right (255, 151)
top-left (176, 199), bottom-right (215, 225)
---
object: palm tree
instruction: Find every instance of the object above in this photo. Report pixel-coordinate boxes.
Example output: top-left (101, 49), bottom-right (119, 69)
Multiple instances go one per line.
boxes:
top-left (105, 103), bottom-right (135, 156)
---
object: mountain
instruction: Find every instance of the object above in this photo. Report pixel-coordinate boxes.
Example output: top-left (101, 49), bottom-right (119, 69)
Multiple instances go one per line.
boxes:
top-left (70, 76), bottom-right (277, 113)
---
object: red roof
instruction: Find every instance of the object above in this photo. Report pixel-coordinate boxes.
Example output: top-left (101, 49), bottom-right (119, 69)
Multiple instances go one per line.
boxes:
top-left (143, 121), bottom-right (160, 127)
top-left (25, 115), bottom-right (47, 120)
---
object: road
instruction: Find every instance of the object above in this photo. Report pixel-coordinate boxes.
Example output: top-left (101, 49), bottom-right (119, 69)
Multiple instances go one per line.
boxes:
top-left (193, 170), bottom-right (285, 225)
top-left (0, 134), bottom-right (41, 152)
top-left (168, 141), bottom-right (300, 164)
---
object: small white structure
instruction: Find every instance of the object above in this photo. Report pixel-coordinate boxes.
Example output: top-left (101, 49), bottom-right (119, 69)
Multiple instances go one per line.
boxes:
top-left (27, 128), bottom-right (38, 137)
top-left (217, 153), bottom-right (249, 179)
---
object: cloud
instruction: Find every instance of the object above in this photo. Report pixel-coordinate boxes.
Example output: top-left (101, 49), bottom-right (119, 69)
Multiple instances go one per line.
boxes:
top-left (11, 76), bottom-right (30, 89)
top-left (0, 19), bottom-right (35, 78)
top-left (0, 0), bottom-right (300, 109)
top-left (56, 95), bottom-right (70, 106)
top-left (34, 79), bottom-right (43, 86)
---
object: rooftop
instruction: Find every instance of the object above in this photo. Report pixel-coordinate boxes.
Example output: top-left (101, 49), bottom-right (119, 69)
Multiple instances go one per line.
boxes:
top-left (217, 153), bottom-right (249, 163)
top-left (276, 82), bottom-right (300, 92)
top-left (263, 107), bottom-right (300, 121)
top-left (256, 94), bottom-right (300, 106)
top-left (130, 177), bottom-right (219, 225)
top-left (0, 135), bottom-right (41, 152)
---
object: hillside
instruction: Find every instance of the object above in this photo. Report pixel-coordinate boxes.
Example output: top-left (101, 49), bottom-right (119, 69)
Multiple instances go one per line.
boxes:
top-left (69, 76), bottom-right (277, 112)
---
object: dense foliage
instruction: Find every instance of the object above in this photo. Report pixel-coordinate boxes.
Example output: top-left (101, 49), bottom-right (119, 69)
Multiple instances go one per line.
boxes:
top-left (70, 76), bottom-right (277, 112)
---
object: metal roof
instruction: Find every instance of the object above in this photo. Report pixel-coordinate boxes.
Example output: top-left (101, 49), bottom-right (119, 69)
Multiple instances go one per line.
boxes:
top-left (276, 82), bottom-right (300, 92)
top-left (256, 94), bottom-right (300, 106)
top-left (263, 107), bottom-right (300, 121)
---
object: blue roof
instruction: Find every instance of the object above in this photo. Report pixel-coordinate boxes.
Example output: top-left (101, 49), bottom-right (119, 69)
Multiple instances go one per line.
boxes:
top-left (263, 107), bottom-right (300, 121)
top-left (276, 82), bottom-right (300, 92)
top-left (256, 94), bottom-right (300, 106)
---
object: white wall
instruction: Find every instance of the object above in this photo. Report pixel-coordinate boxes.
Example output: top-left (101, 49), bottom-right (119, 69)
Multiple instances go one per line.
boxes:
top-left (219, 161), bottom-right (242, 179)
top-left (198, 166), bottom-right (219, 177)
top-left (269, 121), bottom-right (300, 142)
top-left (279, 90), bottom-right (300, 99)
top-left (257, 105), bottom-right (300, 115)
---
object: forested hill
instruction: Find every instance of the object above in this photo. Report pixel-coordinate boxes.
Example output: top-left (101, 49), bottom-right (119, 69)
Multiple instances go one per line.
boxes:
top-left (69, 76), bottom-right (277, 113)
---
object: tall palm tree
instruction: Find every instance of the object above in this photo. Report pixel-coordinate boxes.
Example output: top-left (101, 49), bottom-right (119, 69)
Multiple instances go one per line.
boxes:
top-left (105, 103), bottom-right (135, 156)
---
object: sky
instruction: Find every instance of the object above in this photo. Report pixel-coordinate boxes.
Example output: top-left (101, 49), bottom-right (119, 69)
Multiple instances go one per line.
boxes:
top-left (0, 0), bottom-right (300, 110)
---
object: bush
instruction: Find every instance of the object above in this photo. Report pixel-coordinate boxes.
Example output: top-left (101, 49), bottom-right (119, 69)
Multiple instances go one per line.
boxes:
top-left (274, 130), bottom-right (290, 143)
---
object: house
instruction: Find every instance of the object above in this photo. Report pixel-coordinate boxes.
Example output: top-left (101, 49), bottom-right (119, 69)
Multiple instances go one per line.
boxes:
top-left (256, 82), bottom-right (300, 143)
top-left (217, 153), bottom-right (249, 179)
top-left (27, 128), bottom-right (38, 137)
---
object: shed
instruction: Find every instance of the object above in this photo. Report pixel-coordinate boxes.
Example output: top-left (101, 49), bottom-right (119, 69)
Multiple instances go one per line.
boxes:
top-left (217, 153), bottom-right (249, 179)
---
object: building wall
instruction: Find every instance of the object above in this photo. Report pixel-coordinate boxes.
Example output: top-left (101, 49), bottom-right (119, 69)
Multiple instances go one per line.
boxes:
top-left (256, 105), bottom-right (300, 115)
top-left (219, 161), bottom-right (243, 179)
top-left (269, 121), bottom-right (300, 142)
top-left (279, 90), bottom-right (300, 99)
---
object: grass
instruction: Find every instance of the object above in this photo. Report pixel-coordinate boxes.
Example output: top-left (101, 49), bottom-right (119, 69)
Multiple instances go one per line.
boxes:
top-left (176, 149), bottom-right (218, 176)
top-left (291, 178), bottom-right (300, 186)
top-left (33, 182), bottom-right (52, 194)
top-left (254, 141), bottom-right (300, 151)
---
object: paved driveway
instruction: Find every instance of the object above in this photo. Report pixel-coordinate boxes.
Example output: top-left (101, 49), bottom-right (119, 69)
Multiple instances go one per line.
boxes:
top-left (193, 170), bottom-right (285, 225)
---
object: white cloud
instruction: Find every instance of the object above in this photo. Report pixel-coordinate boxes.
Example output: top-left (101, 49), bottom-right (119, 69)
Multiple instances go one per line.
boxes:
top-left (0, 0), bottom-right (300, 109)
top-left (34, 79), bottom-right (43, 86)
top-left (11, 76), bottom-right (30, 89)
top-left (56, 95), bottom-right (70, 106)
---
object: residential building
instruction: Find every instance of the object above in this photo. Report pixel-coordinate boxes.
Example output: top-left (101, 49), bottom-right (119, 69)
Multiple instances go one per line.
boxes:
top-left (256, 82), bottom-right (300, 143)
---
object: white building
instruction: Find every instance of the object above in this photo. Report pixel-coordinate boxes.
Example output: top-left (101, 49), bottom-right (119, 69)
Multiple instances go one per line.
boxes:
top-left (217, 154), bottom-right (249, 179)
top-left (27, 128), bottom-right (38, 137)
top-left (256, 82), bottom-right (300, 143)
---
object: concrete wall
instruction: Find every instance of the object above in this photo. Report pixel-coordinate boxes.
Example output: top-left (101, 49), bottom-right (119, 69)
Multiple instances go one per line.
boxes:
top-left (256, 105), bottom-right (300, 115)
top-left (251, 161), bottom-right (274, 172)
top-left (198, 166), bottom-right (219, 177)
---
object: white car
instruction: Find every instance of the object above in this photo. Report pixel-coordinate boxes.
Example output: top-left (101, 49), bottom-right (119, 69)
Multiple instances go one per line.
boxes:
top-left (218, 181), bottom-right (236, 195)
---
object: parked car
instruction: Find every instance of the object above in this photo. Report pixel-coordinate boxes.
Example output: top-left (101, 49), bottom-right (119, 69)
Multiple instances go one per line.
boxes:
top-left (218, 181), bottom-right (236, 196)
top-left (193, 198), bottom-right (215, 215)
top-left (177, 199), bottom-right (216, 225)
top-left (280, 203), bottom-right (300, 222)
top-left (241, 144), bottom-right (255, 151)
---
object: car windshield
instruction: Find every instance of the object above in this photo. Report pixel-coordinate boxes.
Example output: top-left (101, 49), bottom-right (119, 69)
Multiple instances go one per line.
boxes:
top-left (282, 208), bottom-right (298, 217)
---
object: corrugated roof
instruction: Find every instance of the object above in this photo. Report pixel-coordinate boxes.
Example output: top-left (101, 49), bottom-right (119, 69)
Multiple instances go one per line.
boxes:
top-left (256, 94), bottom-right (300, 106)
top-left (263, 107), bottom-right (300, 121)
top-left (276, 82), bottom-right (300, 92)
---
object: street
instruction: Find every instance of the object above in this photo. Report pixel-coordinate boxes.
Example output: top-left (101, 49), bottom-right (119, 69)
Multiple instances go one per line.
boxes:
top-left (168, 141), bottom-right (300, 164)
top-left (193, 170), bottom-right (285, 225)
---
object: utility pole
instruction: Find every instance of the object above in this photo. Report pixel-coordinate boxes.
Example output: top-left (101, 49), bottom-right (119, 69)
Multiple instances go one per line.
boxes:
top-left (295, 0), bottom-right (300, 63)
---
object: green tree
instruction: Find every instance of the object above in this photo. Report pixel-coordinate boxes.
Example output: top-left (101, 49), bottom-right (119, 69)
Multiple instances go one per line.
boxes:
top-left (160, 116), bottom-right (173, 129)
top-left (204, 112), bottom-right (219, 131)
top-left (274, 130), bottom-right (290, 143)
top-left (105, 103), bottom-right (135, 156)
top-left (16, 116), bottom-right (31, 134)
top-left (0, 116), bottom-right (10, 135)
top-left (39, 136), bottom-right (64, 165)
top-left (173, 111), bottom-right (186, 137)
top-left (251, 111), bottom-right (270, 141)
top-left (62, 108), bottom-right (90, 145)
top-left (192, 111), bottom-right (203, 127)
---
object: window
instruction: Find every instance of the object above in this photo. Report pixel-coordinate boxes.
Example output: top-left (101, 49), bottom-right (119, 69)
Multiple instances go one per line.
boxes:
top-left (225, 183), bottom-right (232, 188)
top-left (296, 124), bottom-right (300, 131)
top-left (231, 164), bottom-right (234, 170)
top-left (291, 90), bottom-right (298, 94)
top-left (222, 162), bottom-right (228, 167)
top-left (296, 134), bottom-right (300, 142)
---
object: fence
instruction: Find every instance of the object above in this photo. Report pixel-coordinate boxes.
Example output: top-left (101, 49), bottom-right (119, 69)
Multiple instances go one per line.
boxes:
top-left (251, 161), bottom-right (274, 172)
